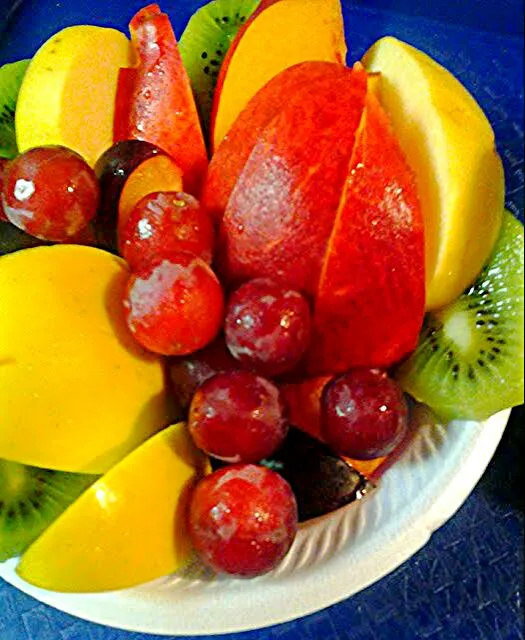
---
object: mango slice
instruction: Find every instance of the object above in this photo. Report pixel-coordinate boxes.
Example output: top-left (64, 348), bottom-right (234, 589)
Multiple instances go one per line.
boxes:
top-left (363, 37), bottom-right (504, 310)
top-left (0, 245), bottom-right (169, 474)
top-left (16, 26), bottom-right (132, 167)
top-left (17, 423), bottom-right (208, 593)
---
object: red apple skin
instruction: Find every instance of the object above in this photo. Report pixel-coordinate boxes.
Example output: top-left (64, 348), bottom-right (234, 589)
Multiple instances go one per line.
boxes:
top-left (308, 90), bottom-right (425, 374)
top-left (217, 66), bottom-right (368, 297)
top-left (203, 62), bottom-right (349, 221)
top-left (114, 4), bottom-right (208, 196)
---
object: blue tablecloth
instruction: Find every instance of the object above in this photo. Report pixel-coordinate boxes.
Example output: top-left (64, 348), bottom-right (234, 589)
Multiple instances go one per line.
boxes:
top-left (1, 1), bottom-right (523, 638)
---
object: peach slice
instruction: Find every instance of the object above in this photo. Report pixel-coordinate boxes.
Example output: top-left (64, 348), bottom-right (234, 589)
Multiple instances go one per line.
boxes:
top-left (211, 0), bottom-right (347, 150)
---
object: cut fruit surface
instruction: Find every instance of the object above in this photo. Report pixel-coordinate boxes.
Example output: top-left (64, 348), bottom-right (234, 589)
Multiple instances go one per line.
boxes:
top-left (397, 211), bottom-right (524, 421)
top-left (211, 0), bottom-right (347, 150)
top-left (0, 60), bottom-right (30, 160)
top-left (0, 460), bottom-right (97, 562)
top-left (0, 245), bottom-right (169, 473)
top-left (362, 36), bottom-right (504, 310)
top-left (16, 424), bottom-right (208, 593)
top-left (15, 26), bottom-right (132, 167)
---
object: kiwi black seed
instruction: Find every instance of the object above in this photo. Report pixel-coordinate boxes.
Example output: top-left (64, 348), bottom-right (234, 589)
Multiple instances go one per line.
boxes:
top-left (179, 0), bottom-right (261, 137)
top-left (396, 210), bottom-right (524, 422)
top-left (0, 60), bottom-right (31, 160)
top-left (0, 459), bottom-right (97, 561)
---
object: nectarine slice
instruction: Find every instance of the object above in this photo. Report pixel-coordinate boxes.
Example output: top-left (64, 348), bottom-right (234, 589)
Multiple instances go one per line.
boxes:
top-left (363, 37), bottom-right (504, 310)
top-left (203, 61), bottom-right (348, 220)
top-left (308, 90), bottom-right (425, 373)
top-left (118, 154), bottom-right (183, 231)
top-left (219, 65), bottom-right (368, 296)
top-left (15, 26), bottom-right (132, 167)
top-left (211, 0), bottom-right (347, 150)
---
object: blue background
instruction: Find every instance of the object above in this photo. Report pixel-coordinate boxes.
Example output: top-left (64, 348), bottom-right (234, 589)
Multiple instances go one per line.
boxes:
top-left (0, 1), bottom-right (524, 638)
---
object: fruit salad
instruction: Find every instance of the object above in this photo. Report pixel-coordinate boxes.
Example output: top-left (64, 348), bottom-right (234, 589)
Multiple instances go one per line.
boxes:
top-left (0, 0), bottom-right (523, 593)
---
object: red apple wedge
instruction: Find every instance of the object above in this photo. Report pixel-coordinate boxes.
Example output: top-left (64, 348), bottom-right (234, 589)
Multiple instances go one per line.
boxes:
top-left (308, 90), bottom-right (425, 373)
top-left (218, 65), bottom-right (368, 296)
top-left (114, 4), bottom-right (207, 195)
top-left (202, 61), bottom-right (350, 220)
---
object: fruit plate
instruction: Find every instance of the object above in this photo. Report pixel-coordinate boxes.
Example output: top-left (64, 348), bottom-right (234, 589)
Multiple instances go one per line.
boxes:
top-left (0, 0), bottom-right (522, 636)
top-left (0, 409), bottom-right (511, 635)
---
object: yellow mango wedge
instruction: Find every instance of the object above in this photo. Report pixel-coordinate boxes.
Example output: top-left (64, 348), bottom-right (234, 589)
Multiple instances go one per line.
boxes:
top-left (362, 37), bottom-right (504, 310)
top-left (16, 26), bottom-right (132, 167)
top-left (17, 423), bottom-right (208, 593)
top-left (0, 245), bottom-right (169, 474)
top-left (211, 0), bottom-right (347, 150)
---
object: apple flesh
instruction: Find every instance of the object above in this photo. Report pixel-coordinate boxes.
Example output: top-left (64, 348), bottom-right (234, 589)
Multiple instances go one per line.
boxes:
top-left (210, 0), bottom-right (347, 151)
top-left (114, 4), bottom-right (208, 196)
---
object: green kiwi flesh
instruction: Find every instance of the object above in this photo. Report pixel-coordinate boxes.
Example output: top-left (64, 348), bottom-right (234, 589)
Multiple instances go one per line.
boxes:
top-left (0, 459), bottom-right (97, 561)
top-left (396, 210), bottom-right (524, 422)
top-left (0, 60), bottom-right (30, 160)
top-left (179, 0), bottom-right (261, 134)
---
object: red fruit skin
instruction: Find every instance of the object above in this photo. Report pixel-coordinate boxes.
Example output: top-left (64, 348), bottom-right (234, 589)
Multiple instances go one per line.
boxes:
top-left (188, 370), bottom-right (288, 463)
top-left (2, 146), bottom-right (99, 242)
top-left (204, 61), bottom-right (347, 218)
top-left (225, 278), bottom-right (312, 377)
top-left (0, 158), bottom-right (9, 221)
top-left (218, 66), bottom-right (368, 296)
top-left (308, 91), bottom-right (425, 373)
top-left (123, 251), bottom-right (224, 356)
top-left (189, 464), bottom-right (298, 577)
top-left (115, 4), bottom-right (208, 196)
top-left (167, 337), bottom-right (240, 411)
top-left (321, 369), bottom-right (408, 460)
top-left (119, 191), bottom-right (215, 271)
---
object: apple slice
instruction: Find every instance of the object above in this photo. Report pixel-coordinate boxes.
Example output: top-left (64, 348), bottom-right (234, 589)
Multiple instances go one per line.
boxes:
top-left (15, 26), bottom-right (132, 167)
top-left (211, 0), bottom-right (347, 150)
top-left (218, 65), bottom-right (368, 296)
top-left (203, 61), bottom-right (347, 220)
top-left (362, 37), bottom-right (504, 310)
top-left (308, 90), bottom-right (425, 373)
top-left (17, 423), bottom-right (208, 593)
top-left (114, 4), bottom-right (208, 196)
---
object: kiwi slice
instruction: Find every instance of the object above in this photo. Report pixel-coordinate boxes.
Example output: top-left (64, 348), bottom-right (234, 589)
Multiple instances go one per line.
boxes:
top-left (396, 210), bottom-right (524, 422)
top-left (0, 59), bottom-right (31, 160)
top-left (0, 459), bottom-right (97, 561)
top-left (179, 0), bottom-right (261, 134)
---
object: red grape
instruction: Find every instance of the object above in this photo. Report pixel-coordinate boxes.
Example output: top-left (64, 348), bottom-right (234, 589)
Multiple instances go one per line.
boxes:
top-left (225, 278), bottom-right (312, 377)
top-left (189, 370), bottom-right (288, 463)
top-left (167, 337), bottom-right (239, 412)
top-left (123, 251), bottom-right (224, 356)
top-left (1, 146), bottom-right (99, 242)
top-left (119, 191), bottom-right (215, 271)
top-left (0, 158), bottom-right (9, 221)
top-left (321, 369), bottom-right (408, 460)
top-left (189, 464), bottom-right (298, 577)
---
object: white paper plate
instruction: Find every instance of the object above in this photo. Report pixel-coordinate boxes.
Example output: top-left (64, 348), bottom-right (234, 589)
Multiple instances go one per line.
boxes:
top-left (0, 406), bottom-right (510, 636)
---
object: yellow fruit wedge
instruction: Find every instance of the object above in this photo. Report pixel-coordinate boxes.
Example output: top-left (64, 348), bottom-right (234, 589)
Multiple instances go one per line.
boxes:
top-left (17, 423), bottom-right (209, 593)
top-left (16, 26), bottom-right (132, 167)
top-left (212, 0), bottom-right (347, 150)
top-left (362, 37), bottom-right (504, 310)
top-left (0, 245), bottom-right (169, 474)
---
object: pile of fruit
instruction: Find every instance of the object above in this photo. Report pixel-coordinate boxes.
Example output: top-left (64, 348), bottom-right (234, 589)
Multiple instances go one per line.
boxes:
top-left (0, 0), bottom-right (523, 592)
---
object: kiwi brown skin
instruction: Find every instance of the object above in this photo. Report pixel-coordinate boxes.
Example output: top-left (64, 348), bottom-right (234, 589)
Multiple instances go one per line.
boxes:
top-left (0, 459), bottom-right (97, 562)
top-left (396, 210), bottom-right (524, 422)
